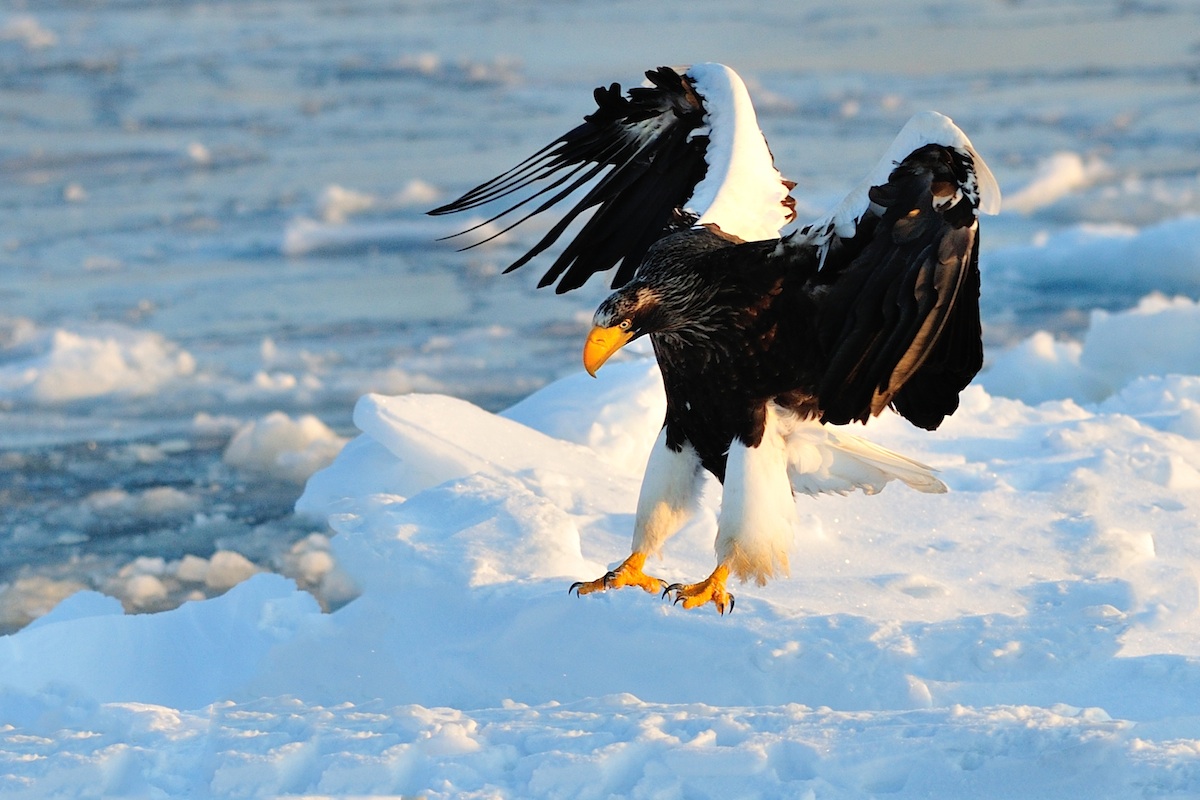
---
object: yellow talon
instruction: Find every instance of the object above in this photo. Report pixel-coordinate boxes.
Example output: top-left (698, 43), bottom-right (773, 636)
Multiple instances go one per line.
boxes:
top-left (663, 564), bottom-right (734, 614)
top-left (569, 552), bottom-right (665, 596)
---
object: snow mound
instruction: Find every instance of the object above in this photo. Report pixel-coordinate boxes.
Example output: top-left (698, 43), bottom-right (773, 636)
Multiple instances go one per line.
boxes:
top-left (982, 293), bottom-right (1200, 404)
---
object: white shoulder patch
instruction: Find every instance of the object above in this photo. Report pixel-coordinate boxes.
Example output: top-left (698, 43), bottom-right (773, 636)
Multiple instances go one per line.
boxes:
top-left (800, 111), bottom-right (1001, 253)
top-left (683, 63), bottom-right (795, 243)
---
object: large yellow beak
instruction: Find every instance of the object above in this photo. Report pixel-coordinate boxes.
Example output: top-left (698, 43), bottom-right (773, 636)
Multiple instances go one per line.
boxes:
top-left (583, 325), bottom-right (634, 377)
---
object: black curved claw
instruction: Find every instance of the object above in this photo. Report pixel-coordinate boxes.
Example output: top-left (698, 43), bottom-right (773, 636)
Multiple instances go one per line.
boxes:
top-left (726, 594), bottom-right (735, 615)
top-left (661, 582), bottom-right (683, 602)
top-left (569, 570), bottom-right (622, 597)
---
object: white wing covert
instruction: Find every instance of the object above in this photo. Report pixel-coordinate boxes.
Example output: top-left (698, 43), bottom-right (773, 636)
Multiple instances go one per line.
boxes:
top-left (799, 111), bottom-right (1001, 263)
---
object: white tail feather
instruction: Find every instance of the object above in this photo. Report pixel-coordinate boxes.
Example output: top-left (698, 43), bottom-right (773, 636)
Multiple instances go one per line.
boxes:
top-left (715, 406), bottom-right (944, 586)
top-left (781, 414), bottom-right (947, 497)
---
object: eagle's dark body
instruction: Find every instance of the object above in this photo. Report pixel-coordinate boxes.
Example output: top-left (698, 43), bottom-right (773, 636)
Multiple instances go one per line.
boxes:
top-left (602, 142), bottom-right (983, 484)
top-left (628, 230), bottom-right (822, 482)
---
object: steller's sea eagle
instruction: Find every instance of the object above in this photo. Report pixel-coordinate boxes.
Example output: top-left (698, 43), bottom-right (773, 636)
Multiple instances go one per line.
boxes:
top-left (430, 63), bottom-right (1000, 613)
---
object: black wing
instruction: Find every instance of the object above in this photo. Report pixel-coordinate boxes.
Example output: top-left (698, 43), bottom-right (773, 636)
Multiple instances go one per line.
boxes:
top-left (811, 143), bottom-right (986, 430)
top-left (429, 67), bottom-right (709, 293)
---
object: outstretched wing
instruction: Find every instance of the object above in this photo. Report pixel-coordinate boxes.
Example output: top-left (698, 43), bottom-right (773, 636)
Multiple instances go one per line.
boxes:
top-left (429, 63), bottom-right (795, 293)
top-left (802, 112), bottom-right (1001, 430)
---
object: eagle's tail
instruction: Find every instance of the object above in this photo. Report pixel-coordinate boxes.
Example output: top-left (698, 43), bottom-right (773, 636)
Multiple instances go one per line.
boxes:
top-left (782, 418), bottom-right (948, 497)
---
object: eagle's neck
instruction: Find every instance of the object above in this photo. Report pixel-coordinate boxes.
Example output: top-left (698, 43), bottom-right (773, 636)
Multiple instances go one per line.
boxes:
top-left (637, 233), bottom-right (751, 345)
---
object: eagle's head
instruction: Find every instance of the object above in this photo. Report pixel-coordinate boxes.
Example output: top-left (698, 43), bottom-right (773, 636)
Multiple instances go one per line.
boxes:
top-left (583, 283), bottom-right (663, 377)
top-left (584, 273), bottom-right (718, 376)
top-left (583, 230), bottom-right (734, 376)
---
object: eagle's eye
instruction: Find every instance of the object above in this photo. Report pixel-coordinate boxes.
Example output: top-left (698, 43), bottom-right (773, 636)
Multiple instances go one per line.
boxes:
top-left (618, 319), bottom-right (632, 331)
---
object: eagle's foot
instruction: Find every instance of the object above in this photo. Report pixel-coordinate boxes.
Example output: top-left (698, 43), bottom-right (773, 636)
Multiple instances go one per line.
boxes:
top-left (662, 565), bottom-right (734, 614)
top-left (569, 552), bottom-right (665, 597)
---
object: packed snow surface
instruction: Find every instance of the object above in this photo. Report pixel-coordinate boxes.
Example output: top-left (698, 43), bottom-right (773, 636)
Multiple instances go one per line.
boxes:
top-left (5, 0), bottom-right (1200, 796)
top-left (8, 322), bottom-right (1200, 795)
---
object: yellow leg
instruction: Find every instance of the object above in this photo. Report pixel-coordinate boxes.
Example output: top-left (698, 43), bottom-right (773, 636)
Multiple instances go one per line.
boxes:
top-left (569, 552), bottom-right (665, 597)
top-left (663, 564), bottom-right (734, 614)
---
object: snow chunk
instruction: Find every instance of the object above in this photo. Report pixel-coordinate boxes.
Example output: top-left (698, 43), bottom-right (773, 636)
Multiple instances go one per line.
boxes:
top-left (223, 411), bottom-right (348, 484)
top-left (1081, 294), bottom-right (1200, 391)
top-left (394, 178), bottom-right (440, 206)
top-left (63, 182), bottom-right (87, 203)
top-left (186, 141), bottom-right (212, 165)
top-left (503, 359), bottom-right (665, 470)
top-left (315, 180), bottom-right (440, 225)
top-left (319, 184), bottom-right (376, 223)
top-left (204, 551), bottom-right (262, 591)
top-left (981, 331), bottom-right (1093, 405)
top-left (298, 391), bottom-right (635, 518)
top-left (0, 322), bottom-right (196, 402)
top-left (174, 554), bottom-right (211, 584)
top-left (1005, 151), bottom-right (1110, 214)
top-left (121, 574), bottom-right (169, 610)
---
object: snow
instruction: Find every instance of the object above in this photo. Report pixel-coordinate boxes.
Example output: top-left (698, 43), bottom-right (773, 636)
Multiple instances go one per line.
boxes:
top-left (5, 0), bottom-right (1200, 795)
top-left (981, 293), bottom-right (1200, 404)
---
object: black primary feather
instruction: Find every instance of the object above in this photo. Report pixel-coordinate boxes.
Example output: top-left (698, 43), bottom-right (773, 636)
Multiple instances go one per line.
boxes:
top-left (429, 67), bottom-right (710, 292)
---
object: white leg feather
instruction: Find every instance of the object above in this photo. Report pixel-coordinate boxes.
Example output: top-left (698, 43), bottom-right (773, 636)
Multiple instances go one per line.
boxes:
top-left (716, 405), bottom-right (795, 585)
top-left (632, 428), bottom-right (704, 557)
